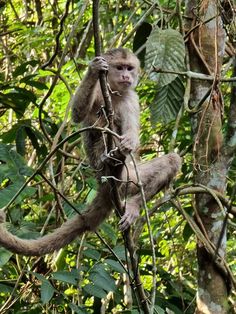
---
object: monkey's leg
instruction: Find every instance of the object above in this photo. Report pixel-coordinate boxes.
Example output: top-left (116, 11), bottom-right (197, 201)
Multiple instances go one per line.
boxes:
top-left (119, 153), bottom-right (181, 230)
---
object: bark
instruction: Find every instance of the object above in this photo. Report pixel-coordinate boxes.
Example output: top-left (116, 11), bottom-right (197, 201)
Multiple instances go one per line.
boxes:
top-left (185, 1), bottom-right (231, 313)
top-left (34, 0), bottom-right (43, 25)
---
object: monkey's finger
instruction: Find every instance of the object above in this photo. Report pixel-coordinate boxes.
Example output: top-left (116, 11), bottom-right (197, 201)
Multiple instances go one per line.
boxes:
top-left (93, 56), bottom-right (106, 62)
top-left (119, 219), bottom-right (130, 232)
top-left (90, 58), bottom-right (109, 72)
top-left (119, 143), bottom-right (132, 154)
top-left (119, 213), bottom-right (135, 231)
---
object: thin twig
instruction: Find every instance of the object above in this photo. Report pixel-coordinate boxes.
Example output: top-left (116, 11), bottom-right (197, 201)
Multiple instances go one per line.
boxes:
top-left (130, 153), bottom-right (156, 313)
top-left (41, 0), bottom-right (71, 69)
top-left (38, 0), bottom-right (90, 143)
top-left (153, 67), bottom-right (236, 82)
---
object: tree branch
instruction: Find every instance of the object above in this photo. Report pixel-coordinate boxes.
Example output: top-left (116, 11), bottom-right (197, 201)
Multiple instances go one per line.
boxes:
top-left (92, 1), bottom-right (150, 312)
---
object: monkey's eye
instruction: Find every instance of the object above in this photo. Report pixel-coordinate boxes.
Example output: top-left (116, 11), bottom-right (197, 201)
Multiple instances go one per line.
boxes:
top-left (116, 65), bottom-right (123, 71)
top-left (127, 66), bottom-right (134, 71)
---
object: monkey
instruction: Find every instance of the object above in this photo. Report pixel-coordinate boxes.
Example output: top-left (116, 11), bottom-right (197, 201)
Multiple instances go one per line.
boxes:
top-left (0, 48), bottom-right (181, 256)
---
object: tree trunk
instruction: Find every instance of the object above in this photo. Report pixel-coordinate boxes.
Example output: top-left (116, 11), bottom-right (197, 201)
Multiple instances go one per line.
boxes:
top-left (185, 1), bottom-right (230, 313)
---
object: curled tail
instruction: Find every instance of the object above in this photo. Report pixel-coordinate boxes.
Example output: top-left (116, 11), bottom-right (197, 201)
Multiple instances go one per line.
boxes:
top-left (0, 185), bottom-right (113, 256)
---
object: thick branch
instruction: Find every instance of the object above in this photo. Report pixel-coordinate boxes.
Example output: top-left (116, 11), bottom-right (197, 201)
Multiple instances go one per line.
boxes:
top-left (92, 1), bottom-right (150, 312)
top-left (225, 56), bottom-right (236, 156)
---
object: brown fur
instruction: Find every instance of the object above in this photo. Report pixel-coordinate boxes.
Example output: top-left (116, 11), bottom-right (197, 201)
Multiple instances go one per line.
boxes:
top-left (0, 48), bottom-right (181, 256)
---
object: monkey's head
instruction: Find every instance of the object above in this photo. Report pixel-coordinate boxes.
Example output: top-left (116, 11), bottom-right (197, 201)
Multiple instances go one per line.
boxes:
top-left (103, 48), bottom-right (140, 93)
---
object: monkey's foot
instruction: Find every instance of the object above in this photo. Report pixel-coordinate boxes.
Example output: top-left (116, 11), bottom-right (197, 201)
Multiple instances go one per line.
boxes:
top-left (119, 202), bottom-right (139, 231)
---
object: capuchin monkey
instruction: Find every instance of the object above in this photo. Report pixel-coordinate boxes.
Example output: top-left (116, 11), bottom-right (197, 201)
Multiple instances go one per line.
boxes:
top-left (0, 48), bottom-right (181, 256)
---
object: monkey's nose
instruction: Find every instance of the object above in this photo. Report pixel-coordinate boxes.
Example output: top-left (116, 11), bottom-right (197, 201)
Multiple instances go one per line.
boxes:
top-left (122, 75), bottom-right (129, 81)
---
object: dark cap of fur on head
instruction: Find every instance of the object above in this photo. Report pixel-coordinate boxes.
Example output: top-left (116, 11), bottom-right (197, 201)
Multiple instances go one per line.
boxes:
top-left (102, 48), bottom-right (140, 67)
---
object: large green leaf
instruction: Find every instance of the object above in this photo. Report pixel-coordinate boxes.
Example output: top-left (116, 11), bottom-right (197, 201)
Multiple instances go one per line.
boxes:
top-left (0, 144), bottom-right (36, 207)
top-left (104, 259), bottom-right (126, 273)
top-left (0, 143), bottom-right (33, 178)
top-left (83, 248), bottom-right (101, 260)
top-left (145, 28), bottom-right (185, 86)
top-left (89, 264), bottom-right (116, 293)
top-left (40, 280), bottom-right (56, 304)
top-left (150, 76), bottom-right (184, 124)
top-left (83, 283), bottom-right (107, 299)
top-left (100, 222), bottom-right (118, 244)
top-left (52, 270), bottom-right (79, 285)
top-left (0, 120), bottom-right (45, 156)
top-left (0, 181), bottom-right (35, 208)
top-left (0, 88), bottom-right (36, 117)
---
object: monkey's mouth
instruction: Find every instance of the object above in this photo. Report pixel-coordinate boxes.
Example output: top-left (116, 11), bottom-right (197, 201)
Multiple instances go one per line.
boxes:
top-left (119, 81), bottom-right (131, 86)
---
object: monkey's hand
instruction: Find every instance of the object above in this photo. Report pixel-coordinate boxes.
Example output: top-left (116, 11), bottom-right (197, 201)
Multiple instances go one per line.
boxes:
top-left (88, 56), bottom-right (109, 77)
top-left (119, 202), bottom-right (139, 231)
top-left (120, 134), bottom-right (138, 155)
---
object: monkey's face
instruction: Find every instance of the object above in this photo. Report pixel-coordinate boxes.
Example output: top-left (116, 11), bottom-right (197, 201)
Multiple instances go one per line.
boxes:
top-left (107, 60), bottom-right (139, 92)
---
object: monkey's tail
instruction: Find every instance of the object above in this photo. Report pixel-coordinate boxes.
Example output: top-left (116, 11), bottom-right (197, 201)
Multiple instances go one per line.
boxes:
top-left (0, 185), bottom-right (113, 256)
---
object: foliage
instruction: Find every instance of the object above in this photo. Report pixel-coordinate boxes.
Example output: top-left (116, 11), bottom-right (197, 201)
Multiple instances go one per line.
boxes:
top-left (0, 0), bottom-right (235, 313)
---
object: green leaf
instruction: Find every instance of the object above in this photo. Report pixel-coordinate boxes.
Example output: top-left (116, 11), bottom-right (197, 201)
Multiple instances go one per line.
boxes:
top-left (112, 245), bottom-right (126, 260)
top-left (83, 283), bottom-right (106, 299)
top-left (30, 271), bottom-right (45, 281)
top-left (0, 143), bottom-right (34, 176)
top-left (0, 181), bottom-right (36, 208)
top-left (15, 126), bottom-right (26, 156)
top-left (0, 283), bottom-right (13, 293)
top-left (0, 144), bottom-right (36, 207)
top-left (100, 222), bottom-right (118, 244)
top-left (90, 272), bottom-right (116, 293)
top-left (0, 87), bottom-right (36, 116)
top-left (20, 74), bottom-right (48, 90)
top-left (83, 248), bottom-right (101, 260)
top-left (40, 280), bottom-right (56, 304)
top-left (14, 87), bottom-right (37, 103)
top-left (90, 264), bottom-right (116, 292)
top-left (12, 222), bottom-right (40, 239)
top-left (145, 28), bottom-right (185, 86)
top-left (154, 305), bottom-right (165, 314)
top-left (52, 270), bottom-right (79, 285)
top-left (104, 259), bottom-right (125, 273)
top-left (25, 80), bottom-right (48, 90)
top-left (12, 60), bottom-right (38, 78)
top-left (69, 303), bottom-right (88, 314)
top-left (150, 76), bottom-right (184, 124)
top-left (183, 222), bottom-right (194, 241)
top-left (0, 248), bottom-right (13, 266)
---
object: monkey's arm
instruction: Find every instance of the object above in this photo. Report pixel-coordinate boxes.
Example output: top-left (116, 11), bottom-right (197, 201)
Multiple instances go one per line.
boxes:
top-left (119, 92), bottom-right (140, 153)
top-left (72, 57), bottom-right (108, 123)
